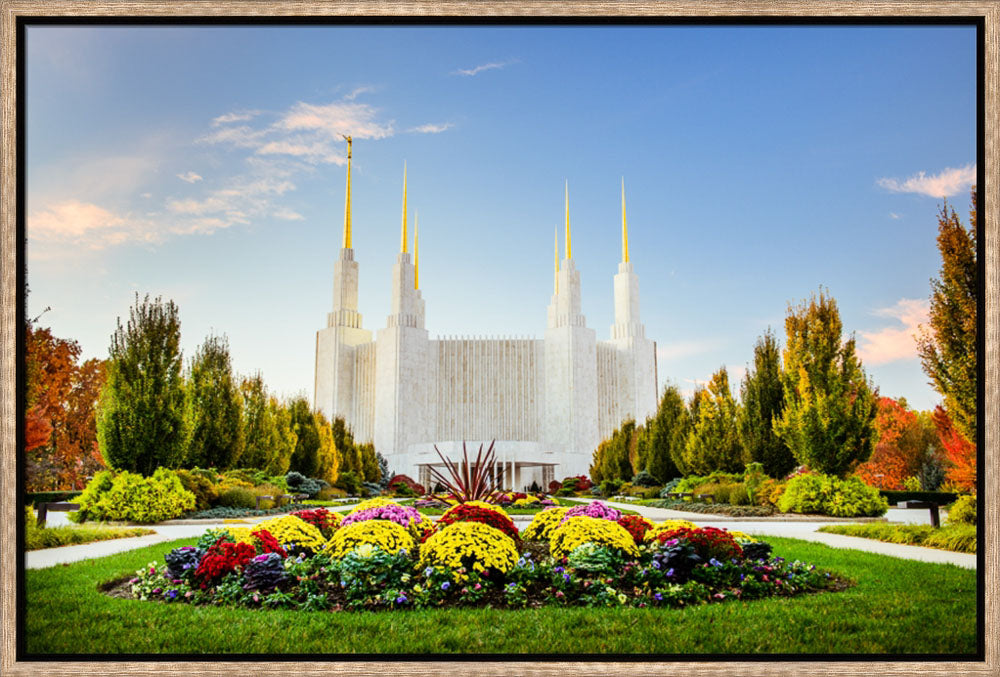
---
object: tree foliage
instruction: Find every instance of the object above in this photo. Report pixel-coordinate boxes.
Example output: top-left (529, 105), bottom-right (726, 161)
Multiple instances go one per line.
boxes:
top-left (287, 396), bottom-right (321, 478)
top-left (185, 334), bottom-right (245, 470)
top-left (313, 410), bottom-right (341, 486)
top-left (590, 419), bottom-right (638, 484)
top-left (25, 323), bottom-right (107, 489)
top-left (637, 384), bottom-right (687, 483)
top-left (239, 374), bottom-right (296, 475)
top-left (917, 188), bottom-right (977, 445)
top-left (97, 295), bottom-right (187, 476)
top-left (682, 367), bottom-right (742, 475)
top-left (932, 405), bottom-right (976, 493)
top-left (774, 289), bottom-right (878, 477)
top-left (738, 329), bottom-right (795, 478)
top-left (855, 397), bottom-right (938, 490)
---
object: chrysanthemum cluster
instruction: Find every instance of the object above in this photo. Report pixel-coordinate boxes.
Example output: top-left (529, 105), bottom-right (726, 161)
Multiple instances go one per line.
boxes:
top-left (550, 516), bottom-right (639, 560)
top-left (254, 515), bottom-right (327, 555)
top-left (340, 503), bottom-right (423, 529)
top-left (419, 521), bottom-right (519, 580)
top-left (652, 526), bottom-right (743, 561)
top-left (521, 507), bottom-right (569, 541)
top-left (348, 497), bottom-right (399, 514)
top-left (644, 519), bottom-right (699, 543)
top-left (435, 503), bottom-right (521, 545)
top-left (326, 519), bottom-right (416, 559)
top-left (560, 500), bottom-right (622, 523)
top-left (616, 514), bottom-right (654, 545)
top-left (290, 508), bottom-right (342, 537)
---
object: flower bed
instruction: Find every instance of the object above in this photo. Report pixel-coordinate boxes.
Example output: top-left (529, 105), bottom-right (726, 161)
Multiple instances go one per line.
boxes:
top-left (123, 501), bottom-right (845, 612)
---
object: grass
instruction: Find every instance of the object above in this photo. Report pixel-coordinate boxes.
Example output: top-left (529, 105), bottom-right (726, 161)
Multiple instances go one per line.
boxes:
top-left (24, 535), bottom-right (976, 655)
top-left (817, 523), bottom-right (977, 554)
top-left (25, 523), bottom-right (155, 551)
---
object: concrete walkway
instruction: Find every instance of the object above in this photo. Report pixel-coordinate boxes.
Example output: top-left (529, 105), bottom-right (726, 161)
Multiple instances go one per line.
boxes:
top-left (25, 500), bottom-right (976, 570)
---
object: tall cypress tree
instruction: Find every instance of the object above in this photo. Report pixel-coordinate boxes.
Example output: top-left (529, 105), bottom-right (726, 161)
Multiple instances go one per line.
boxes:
top-left (775, 289), bottom-right (878, 476)
top-left (185, 334), bottom-right (244, 469)
top-left (97, 294), bottom-right (187, 475)
top-left (590, 419), bottom-right (636, 483)
top-left (683, 367), bottom-right (743, 474)
top-left (288, 396), bottom-right (321, 477)
top-left (240, 373), bottom-right (276, 471)
top-left (917, 188), bottom-right (977, 444)
top-left (738, 330), bottom-right (795, 477)
top-left (642, 384), bottom-right (686, 483)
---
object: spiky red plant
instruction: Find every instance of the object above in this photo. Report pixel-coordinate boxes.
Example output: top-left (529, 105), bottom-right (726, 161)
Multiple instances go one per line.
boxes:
top-left (428, 440), bottom-right (504, 506)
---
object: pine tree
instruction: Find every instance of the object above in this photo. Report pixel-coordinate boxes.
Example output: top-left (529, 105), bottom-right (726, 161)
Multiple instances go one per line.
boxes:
top-left (97, 294), bottom-right (188, 475)
top-left (313, 410), bottom-right (340, 485)
top-left (590, 419), bottom-right (636, 483)
top-left (266, 397), bottom-right (296, 476)
top-left (185, 334), bottom-right (245, 469)
top-left (642, 384), bottom-right (686, 483)
top-left (917, 188), bottom-right (977, 445)
top-left (288, 396), bottom-right (321, 477)
top-left (240, 374), bottom-right (279, 471)
top-left (332, 416), bottom-right (362, 476)
top-left (775, 289), bottom-right (878, 476)
top-left (683, 367), bottom-right (743, 474)
top-left (738, 329), bottom-right (795, 478)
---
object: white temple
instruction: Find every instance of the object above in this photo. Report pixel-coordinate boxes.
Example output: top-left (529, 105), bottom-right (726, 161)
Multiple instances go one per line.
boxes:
top-left (314, 139), bottom-right (657, 490)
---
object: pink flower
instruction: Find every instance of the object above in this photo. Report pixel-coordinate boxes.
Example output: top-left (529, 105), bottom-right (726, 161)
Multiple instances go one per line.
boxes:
top-left (474, 583), bottom-right (482, 590)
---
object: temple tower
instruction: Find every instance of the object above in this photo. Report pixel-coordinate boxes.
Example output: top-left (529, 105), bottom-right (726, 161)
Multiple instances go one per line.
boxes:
top-left (315, 136), bottom-right (373, 422)
top-left (544, 182), bottom-right (599, 476)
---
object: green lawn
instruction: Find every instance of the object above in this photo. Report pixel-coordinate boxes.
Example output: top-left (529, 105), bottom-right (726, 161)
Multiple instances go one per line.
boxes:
top-left (24, 536), bottom-right (976, 655)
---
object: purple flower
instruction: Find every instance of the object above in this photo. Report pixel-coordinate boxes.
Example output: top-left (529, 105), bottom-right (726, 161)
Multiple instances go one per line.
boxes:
top-left (654, 592), bottom-right (663, 601)
top-left (560, 501), bottom-right (621, 524)
top-left (441, 581), bottom-right (450, 591)
top-left (341, 504), bottom-right (422, 528)
top-left (167, 590), bottom-right (178, 599)
top-left (709, 558), bottom-right (722, 568)
top-left (129, 578), bottom-right (140, 584)
top-left (666, 568), bottom-right (674, 578)
top-left (152, 588), bottom-right (162, 595)
top-left (553, 566), bottom-right (564, 574)
top-left (563, 573), bottom-right (571, 582)
top-left (651, 560), bottom-right (660, 569)
top-left (396, 594), bottom-right (407, 604)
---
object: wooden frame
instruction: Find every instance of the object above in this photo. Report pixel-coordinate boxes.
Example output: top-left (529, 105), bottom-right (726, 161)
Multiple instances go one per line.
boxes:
top-left (1, 2), bottom-right (996, 675)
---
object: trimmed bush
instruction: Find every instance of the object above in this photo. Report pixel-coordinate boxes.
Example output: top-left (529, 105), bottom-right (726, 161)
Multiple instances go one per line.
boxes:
top-left (69, 468), bottom-right (195, 524)
top-left (215, 487), bottom-right (257, 509)
top-left (947, 495), bottom-right (976, 526)
top-left (778, 474), bottom-right (888, 517)
top-left (174, 469), bottom-right (217, 510)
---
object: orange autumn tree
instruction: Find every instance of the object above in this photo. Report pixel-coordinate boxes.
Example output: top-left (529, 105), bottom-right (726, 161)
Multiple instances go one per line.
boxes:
top-left (25, 322), bottom-right (108, 491)
top-left (932, 406), bottom-right (976, 493)
top-left (855, 397), bottom-right (936, 490)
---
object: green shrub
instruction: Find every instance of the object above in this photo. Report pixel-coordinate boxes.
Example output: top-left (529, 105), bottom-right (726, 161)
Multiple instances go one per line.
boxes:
top-left (729, 484), bottom-right (751, 506)
top-left (68, 468), bottom-right (195, 524)
top-left (25, 506), bottom-right (153, 550)
top-left (778, 474), bottom-right (888, 517)
top-left (631, 470), bottom-right (659, 487)
top-left (818, 523), bottom-right (976, 554)
top-left (215, 487), bottom-right (257, 509)
top-left (174, 468), bottom-right (217, 510)
top-left (317, 486), bottom-right (347, 500)
top-left (947, 495), bottom-right (976, 526)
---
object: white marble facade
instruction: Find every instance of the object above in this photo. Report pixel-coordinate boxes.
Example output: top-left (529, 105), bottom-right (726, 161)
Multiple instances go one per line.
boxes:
top-left (314, 176), bottom-right (657, 490)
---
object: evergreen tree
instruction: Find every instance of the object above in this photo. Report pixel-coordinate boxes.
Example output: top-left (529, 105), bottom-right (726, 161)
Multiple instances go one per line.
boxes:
top-left (642, 384), bottom-right (686, 483)
top-left (185, 334), bottom-right (244, 469)
top-left (313, 410), bottom-right (340, 485)
top-left (738, 329), bottom-right (796, 477)
top-left (376, 452), bottom-right (390, 487)
top-left (239, 373), bottom-right (274, 470)
top-left (97, 294), bottom-right (188, 475)
top-left (683, 367), bottom-right (743, 474)
top-left (332, 416), bottom-right (363, 476)
top-left (774, 289), bottom-right (878, 476)
top-left (917, 188), bottom-right (977, 445)
top-left (359, 443), bottom-right (380, 483)
top-left (288, 396), bottom-right (321, 477)
top-left (590, 419), bottom-right (637, 483)
top-left (266, 397), bottom-right (296, 476)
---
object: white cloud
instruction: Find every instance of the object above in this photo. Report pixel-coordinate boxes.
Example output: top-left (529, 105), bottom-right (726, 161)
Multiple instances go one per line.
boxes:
top-left (410, 122), bottom-right (454, 134)
top-left (278, 101), bottom-right (394, 140)
top-left (28, 200), bottom-right (158, 250)
top-left (343, 85), bottom-right (375, 101)
top-left (857, 298), bottom-right (929, 365)
top-left (452, 60), bottom-right (512, 77)
top-left (212, 110), bottom-right (261, 126)
top-left (177, 171), bottom-right (203, 183)
top-left (273, 207), bottom-right (304, 221)
top-left (889, 212), bottom-right (901, 219)
top-left (877, 164), bottom-right (976, 198)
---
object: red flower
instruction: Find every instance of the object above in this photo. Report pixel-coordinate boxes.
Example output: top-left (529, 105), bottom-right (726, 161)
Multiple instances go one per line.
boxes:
top-left (250, 528), bottom-right (287, 558)
top-left (652, 526), bottom-right (742, 560)
top-left (194, 540), bottom-right (256, 588)
top-left (436, 504), bottom-right (521, 545)
top-left (616, 515), bottom-right (652, 545)
top-left (291, 508), bottom-right (338, 537)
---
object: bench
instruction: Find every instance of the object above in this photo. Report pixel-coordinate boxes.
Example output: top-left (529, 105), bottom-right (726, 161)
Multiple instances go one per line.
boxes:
top-left (254, 494), bottom-right (310, 510)
top-left (695, 493), bottom-right (715, 503)
top-left (35, 502), bottom-right (79, 527)
top-left (666, 492), bottom-right (693, 501)
top-left (896, 500), bottom-right (941, 528)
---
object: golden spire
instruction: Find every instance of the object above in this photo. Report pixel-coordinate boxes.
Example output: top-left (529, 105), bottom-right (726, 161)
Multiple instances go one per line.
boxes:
top-left (414, 210), bottom-right (419, 290)
top-left (342, 135), bottom-right (352, 249)
top-left (554, 226), bottom-right (559, 294)
top-left (400, 163), bottom-right (408, 254)
top-left (621, 177), bottom-right (629, 264)
top-left (564, 180), bottom-right (571, 259)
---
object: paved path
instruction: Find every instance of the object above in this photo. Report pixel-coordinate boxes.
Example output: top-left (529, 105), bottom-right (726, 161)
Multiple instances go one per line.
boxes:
top-left (26, 500), bottom-right (976, 570)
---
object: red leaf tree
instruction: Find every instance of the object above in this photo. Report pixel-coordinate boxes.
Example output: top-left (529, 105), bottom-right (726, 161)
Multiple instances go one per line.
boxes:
top-left (932, 406), bottom-right (976, 493)
top-left (855, 397), bottom-right (935, 490)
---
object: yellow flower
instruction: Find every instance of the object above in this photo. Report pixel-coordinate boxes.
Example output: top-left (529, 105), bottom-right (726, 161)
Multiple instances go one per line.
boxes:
top-left (326, 520), bottom-right (415, 559)
top-left (550, 516), bottom-right (639, 560)
top-left (419, 522), bottom-right (518, 581)
top-left (348, 497), bottom-right (399, 514)
top-left (522, 507), bottom-right (570, 541)
top-left (254, 515), bottom-right (327, 552)
top-left (440, 500), bottom-right (507, 521)
top-left (726, 530), bottom-right (758, 543)
top-left (644, 519), bottom-right (699, 543)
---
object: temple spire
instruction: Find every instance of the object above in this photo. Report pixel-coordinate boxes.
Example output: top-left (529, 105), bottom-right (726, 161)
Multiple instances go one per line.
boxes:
top-left (400, 163), bottom-right (408, 254)
top-left (564, 180), bottom-right (572, 259)
top-left (414, 210), bottom-right (420, 290)
top-left (342, 135), bottom-right (352, 249)
top-left (621, 177), bottom-right (629, 264)
top-left (554, 226), bottom-right (559, 294)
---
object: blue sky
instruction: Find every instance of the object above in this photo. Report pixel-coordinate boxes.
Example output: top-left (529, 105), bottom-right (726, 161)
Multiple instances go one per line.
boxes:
top-left (26, 24), bottom-right (977, 412)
